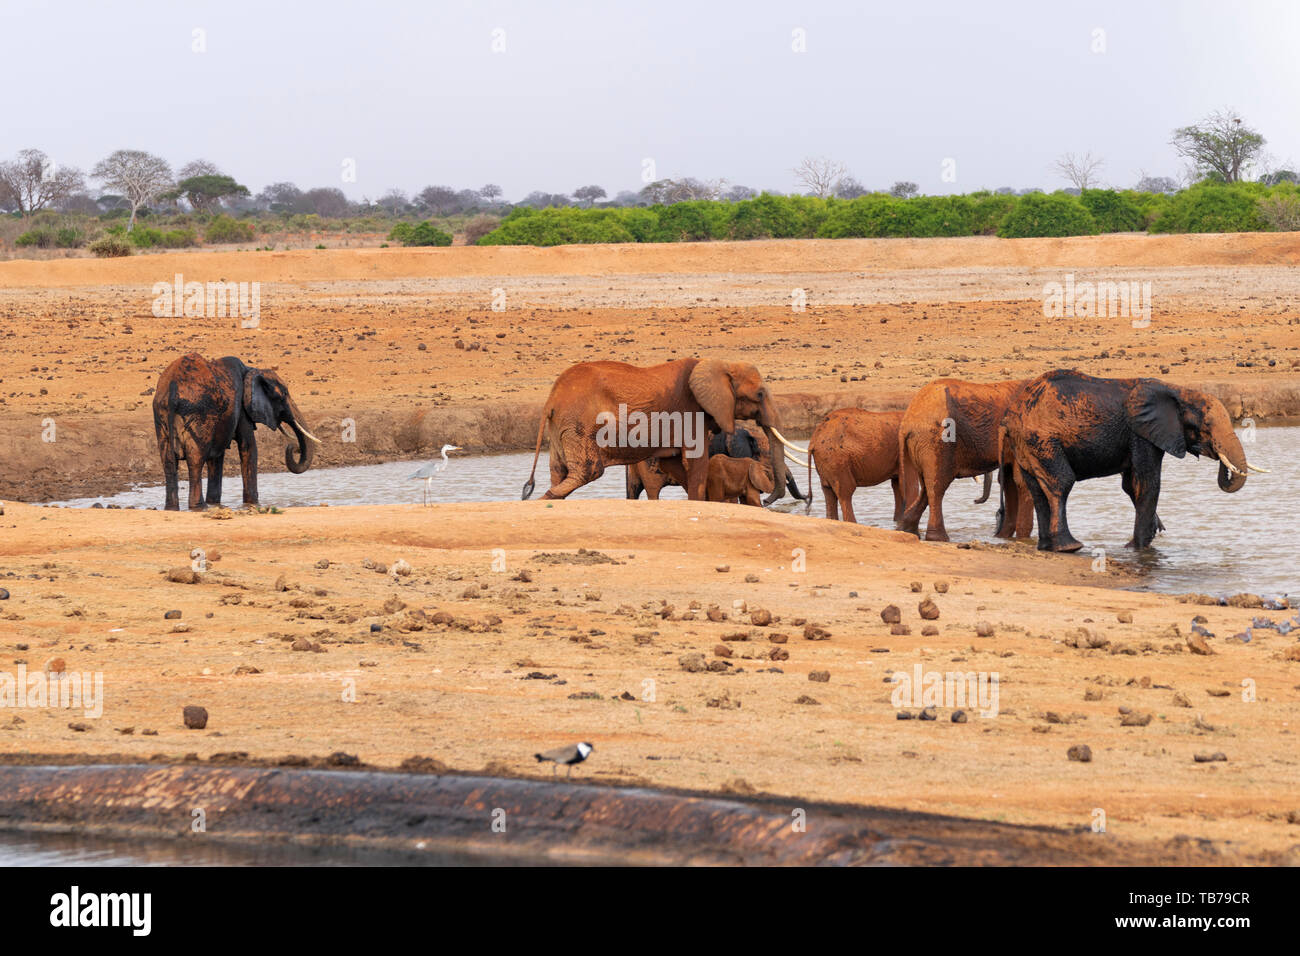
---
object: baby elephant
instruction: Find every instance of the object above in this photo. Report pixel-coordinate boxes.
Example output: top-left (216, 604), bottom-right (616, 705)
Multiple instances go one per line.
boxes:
top-left (706, 454), bottom-right (774, 506)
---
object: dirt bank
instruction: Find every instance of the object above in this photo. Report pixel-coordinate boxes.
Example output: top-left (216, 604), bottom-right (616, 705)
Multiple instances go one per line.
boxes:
top-left (2, 234), bottom-right (1299, 502)
top-left (1, 500), bottom-right (1297, 862)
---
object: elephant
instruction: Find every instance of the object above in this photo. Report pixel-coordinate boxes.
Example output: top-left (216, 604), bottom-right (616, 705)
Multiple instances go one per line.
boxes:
top-left (152, 353), bottom-right (320, 511)
top-left (626, 425), bottom-right (808, 503)
top-left (1000, 369), bottom-right (1265, 552)
top-left (805, 408), bottom-right (917, 523)
top-left (897, 377), bottom-right (1035, 542)
top-left (522, 358), bottom-right (804, 501)
top-left (706, 454), bottom-right (774, 506)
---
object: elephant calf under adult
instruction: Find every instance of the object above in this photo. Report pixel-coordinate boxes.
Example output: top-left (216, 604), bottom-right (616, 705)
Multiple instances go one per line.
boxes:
top-left (626, 425), bottom-right (808, 503)
top-left (1002, 369), bottom-right (1266, 551)
top-left (152, 353), bottom-right (321, 511)
top-left (523, 358), bottom-right (804, 501)
top-left (805, 408), bottom-right (915, 523)
top-left (706, 454), bottom-right (774, 506)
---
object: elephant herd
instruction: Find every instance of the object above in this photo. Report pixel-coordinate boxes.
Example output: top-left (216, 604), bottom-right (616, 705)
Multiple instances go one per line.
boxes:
top-left (150, 351), bottom-right (1265, 554)
top-left (521, 358), bottom-right (1266, 553)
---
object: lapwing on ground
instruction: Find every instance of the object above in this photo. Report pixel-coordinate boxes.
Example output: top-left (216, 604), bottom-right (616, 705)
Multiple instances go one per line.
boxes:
top-left (535, 742), bottom-right (593, 776)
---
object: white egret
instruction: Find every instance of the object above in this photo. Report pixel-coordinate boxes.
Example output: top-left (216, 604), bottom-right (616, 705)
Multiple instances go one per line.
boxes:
top-left (409, 444), bottom-right (461, 505)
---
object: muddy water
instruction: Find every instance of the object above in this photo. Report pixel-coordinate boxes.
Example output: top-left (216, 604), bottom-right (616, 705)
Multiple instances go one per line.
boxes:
top-left (52, 428), bottom-right (1296, 598)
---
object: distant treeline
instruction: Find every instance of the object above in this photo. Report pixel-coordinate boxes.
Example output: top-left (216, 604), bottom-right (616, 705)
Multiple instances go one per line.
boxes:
top-left (475, 182), bottom-right (1300, 246)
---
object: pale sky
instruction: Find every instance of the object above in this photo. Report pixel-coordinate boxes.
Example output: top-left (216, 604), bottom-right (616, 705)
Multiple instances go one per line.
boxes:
top-left (8, 0), bottom-right (1299, 200)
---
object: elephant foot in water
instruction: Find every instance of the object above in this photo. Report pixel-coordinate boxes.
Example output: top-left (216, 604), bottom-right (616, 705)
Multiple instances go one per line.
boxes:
top-left (1039, 533), bottom-right (1084, 553)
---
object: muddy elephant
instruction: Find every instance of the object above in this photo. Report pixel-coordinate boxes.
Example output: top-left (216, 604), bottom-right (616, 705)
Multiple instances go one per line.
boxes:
top-left (897, 377), bottom-right (1035, 541)
top-left (152, 353), bottom-right (320, 511)
top-left (626, 425), bottom-right (808, 503)
top-left (805, 408), bottom-right (917, 523)
top-left (523, 358), bottom-right (803, 501)
top-left (706, 454), bottom-right (774, 506)
top-left (1001, 370), bottom-right (1265, 551)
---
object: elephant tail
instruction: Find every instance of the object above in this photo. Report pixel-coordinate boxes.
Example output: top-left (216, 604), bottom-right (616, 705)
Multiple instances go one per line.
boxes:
top-left (522, 405), bottom-right (552, 500)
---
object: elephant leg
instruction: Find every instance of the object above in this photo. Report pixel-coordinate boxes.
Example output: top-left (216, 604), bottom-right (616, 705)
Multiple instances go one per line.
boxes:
top-left (237, 426), bottom-right (259, 506)
top-left (1124, 457), bottom-right (1163, 549)
top-left (837, 482), bottom-right (858, 524)
top-left (626, 466), bottom-right (643, 501)
top-left (822, 482), bottom-right (839, 520)
top-left (890, 476), bottom-right (904, 524)
top-left (206, 451), bottom-right (225, 505)
top-left (161, 447), bottom-right (180, 512)
top-left (1022, 448), bottom-right (1080, 552)
top-left (994, 464), bottom-right (1017, 538)
top-left (684, 453), bottom-right (709, 501)
top-left (897, 449), bottom-right (926, 535)
top-left (922, 470), bottom-right (954, 542)
top-left (186, 456), bottom-right (206, 511)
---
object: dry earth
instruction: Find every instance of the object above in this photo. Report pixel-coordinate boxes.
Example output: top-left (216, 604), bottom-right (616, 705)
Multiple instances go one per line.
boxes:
top-left (1, 234), bottom-right (1299, 862)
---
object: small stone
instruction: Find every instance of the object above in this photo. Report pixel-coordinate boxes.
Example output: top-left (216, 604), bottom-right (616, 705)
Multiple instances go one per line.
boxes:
top-left (315, 559), bottom-right (330, 569)
top-left (808, 670), bottom-right (830, 683)
top-left (68, 722), bottom-right (91, 732)
top-left (909, 581), bottom-right (922, 593)
top-left (744, 573), bottom-right (760, 583)
top-left (951, 709), bottom-right (967, 723)
top-left (918, 598), bottom-right (940, 620)
top-left (795, 695), bottom-right (820, 705)
top-left (1186, 632), bottom-right (1214, 656)
top-left (890, 623), bottom-right (911, 635)
top-left (1120, 711), bottom-right (1153, 727)
top-left (716, 565), bottom-right (730, 573)
top-left (1172, 690), bottom-right (1192, 707)
top-left (291, 639), bottom-right (314, 651)
top-left (896, 710), bottom-right (915, 720)
top-left (767, 632), bottom-right (788, 644)
top-left (1084, 688), bottom-right (1103, 701)
top-left (391, 559), bottom-right (412, 577)
top-left (0, 588), bottom-right (8, 600)
top-left (1117, 611), bottom-right (1133, 624)
top-left (976, 623), bottom-right (994, 637)
top-left (750, 608), bottom-right (772, 626)
top-left (933, 581), bottom-right (949, 594)
top-left (679, 653), bottom-right (707, 673)
top-left (183, 705), bottom-right (208, 729)
top-left (1193, 751), bottom-right (1228, 763)
top-left (1067, 744), bottom-right (1092, 762)
top-left (880, 605), bottom-right (901, 624)
top-left (166, 567), bottom-right (199, 584)
top-left (164, 609), bottom-right (182, 620)
top-left (918, 707), bottom-right (937, 721)
top-left (713, 644), bottom-right (733, 658)
top-left (769, 647), bottom-right (789, 661)
top-left (921, 625), bottom-right (939, 636)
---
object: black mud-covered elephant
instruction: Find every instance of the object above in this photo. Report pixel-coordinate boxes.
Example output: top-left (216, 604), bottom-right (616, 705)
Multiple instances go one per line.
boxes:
top-left (625, 425), bottom-right (808, 504)
top-left (1001, 369), bottom-right (1266, 551)
top-left (152, 353), bottom-right (320, 510)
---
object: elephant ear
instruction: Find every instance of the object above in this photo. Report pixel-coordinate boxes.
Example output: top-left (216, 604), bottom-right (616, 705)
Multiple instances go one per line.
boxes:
top-left (689, 360), bottom-right (735, 434)
top-left (748, 460), bottom-right (775, 494)
top-left (1129, 382), bottom-right (1186, 458)
top-left (243, 371), bottom-right (276, 427)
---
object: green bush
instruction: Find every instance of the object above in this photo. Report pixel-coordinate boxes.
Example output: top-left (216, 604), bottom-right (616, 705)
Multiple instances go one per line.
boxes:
top-left (463, 214), bottom-right (502, 245)
top-left (388, 220), bottom-right (453, 246)
top-left (128, 226), bottom-right (164, 248)
top-left (1149, 183), bottom-right (1268, 233)
top-left (997, 192), bottom-right (1097, 238)
top-left (205, 215), bottom-right (256, 243)
top-left (15, 228), bottom-right (56, 248)
top-left (818, 194), bottom-right (978, 238)
top-left (1080, 189), bottom-right (1145, 233)
top-left (969, 192), bottom-right (1019, 235)
top-left (161, 228), bottom-right (199, 248)
top-left (1258, 187), bottom-right (1300, 231)
top-left (476, 207), bottom-right (637, 246)
top-left (88, 235), bottom-right (133, 257)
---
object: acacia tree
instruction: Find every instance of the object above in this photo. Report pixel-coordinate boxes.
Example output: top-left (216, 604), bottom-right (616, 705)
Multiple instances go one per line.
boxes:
top-left (0, 149), bottom-right (86, 217)
top-left (91, 150), bottom-right (173, 231)
top-left (1054, 151), bottom-right (1105, 190)
top-left (1171, 109), bottom-right (1264, 183)
top-left (573, 184), bottom-right (606, 206)
top-left (175, 173), bottom-right (249, 213)
top-left (793, 156), bottom-right (847, 198)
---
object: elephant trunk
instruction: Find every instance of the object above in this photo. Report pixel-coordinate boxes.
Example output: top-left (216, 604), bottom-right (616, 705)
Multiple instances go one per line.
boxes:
top-left (1212, 424), bottom-right (1248, 494)
top-left (282, 399), bottom-right (316, 474)
top-left (759, 398), bottom-right (787, 503)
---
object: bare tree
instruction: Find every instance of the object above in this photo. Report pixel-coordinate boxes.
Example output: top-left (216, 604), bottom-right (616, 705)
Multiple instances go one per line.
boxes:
top-left (639, 177), bottom-right (726, 204)
top-left (0, 149), bottom-right (86, 217)
top-left (890, 181), bottom-right (919, 199)
top-left (479, 183), bottom-right (503, 203)
top-left (1054, 152), bottom-right (1105, 190)
top-left (304, 187), bottom-right (350, 218)
top-left (90, 150), bottom-right (172, 231)
top-left (834, 176), bottom-right (868, 199)
top-left (379, 188), bottom-right (409, 216)
top-left (416, 185), bottom-right (460, 215)
top-left (1171, 108), bottom-right (1265, 183)
top-left (793, 157), bottom-right (847, 198)
top-left (1134, 171), bottom-right (1179, 193)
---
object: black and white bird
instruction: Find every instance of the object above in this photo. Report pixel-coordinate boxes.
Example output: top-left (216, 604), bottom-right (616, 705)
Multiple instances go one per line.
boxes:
top-left (534, 741), bottom-right (593, 776)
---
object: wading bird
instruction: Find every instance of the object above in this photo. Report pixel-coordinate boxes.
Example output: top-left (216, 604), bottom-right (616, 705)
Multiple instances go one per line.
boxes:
top-left (409, 444), bottom-right (461, 505)
top-left (534, 742), bottom-right (593, 776)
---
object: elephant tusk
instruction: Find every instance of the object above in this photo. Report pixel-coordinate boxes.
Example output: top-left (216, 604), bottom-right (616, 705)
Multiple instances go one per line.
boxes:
top-left (1218, 453), bottom-right (1244, 477)
top-left (784, 451), bottom-right (810, 469)
top-left (769, 426), bottom-right (810, 455)
top-left (1246, 462), bottom-right (1270, 474)
top-left (297, 426), bottom-right (323, 445)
